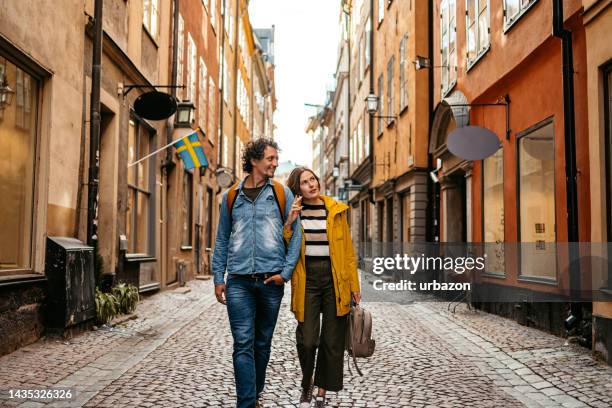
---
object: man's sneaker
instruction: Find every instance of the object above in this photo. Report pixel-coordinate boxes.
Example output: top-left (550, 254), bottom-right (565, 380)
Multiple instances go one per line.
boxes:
top-left (314, 396), bottom-right (326, 407)
top-left (299, 383), bottom-right (314, 408)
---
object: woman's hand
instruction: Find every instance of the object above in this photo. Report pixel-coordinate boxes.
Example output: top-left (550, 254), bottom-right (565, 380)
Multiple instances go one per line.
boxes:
top-left (351, 291), bottom-right (361, 305)
top-left (284, 195), bottom-right (302, 230)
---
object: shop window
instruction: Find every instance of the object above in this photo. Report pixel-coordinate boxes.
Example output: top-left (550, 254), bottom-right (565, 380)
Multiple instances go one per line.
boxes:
top-left (517, 119), bottom-right (556, 280)
top-left (127, 117), bottom-right (155, 255)
top-left (181, 170), bottom-right (193, 247)
top-left (483, 148), bottom-right (505, 274)
top-left (0, 58), bottom-right (38, 274)
top-left (604, 64), bottom-right (612, 242)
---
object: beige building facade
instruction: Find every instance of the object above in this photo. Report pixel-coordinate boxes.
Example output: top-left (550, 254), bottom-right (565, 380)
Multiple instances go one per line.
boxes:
top-left (583, 0), bottom-right (612, 364)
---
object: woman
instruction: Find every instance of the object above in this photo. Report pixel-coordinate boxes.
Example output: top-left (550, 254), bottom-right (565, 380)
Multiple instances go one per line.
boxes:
top-left (283, 167), bottom-right (361, 408)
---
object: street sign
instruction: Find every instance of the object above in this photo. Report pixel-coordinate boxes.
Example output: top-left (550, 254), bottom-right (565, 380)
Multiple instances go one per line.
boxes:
top-left (133, 91), bottom-right (178, 120)
top-left (447, 126), bottom-right (500, 161)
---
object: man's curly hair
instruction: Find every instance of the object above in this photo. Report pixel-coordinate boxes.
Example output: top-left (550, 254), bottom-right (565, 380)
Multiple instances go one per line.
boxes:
top-left (241, 138), bottom-right (280, 173)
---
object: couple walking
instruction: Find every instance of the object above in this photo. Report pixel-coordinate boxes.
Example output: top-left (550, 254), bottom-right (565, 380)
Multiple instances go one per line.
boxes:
top-left (212, 138), bottom-right (361, 408)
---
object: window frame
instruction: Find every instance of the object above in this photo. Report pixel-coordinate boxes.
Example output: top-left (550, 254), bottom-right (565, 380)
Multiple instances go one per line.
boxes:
top-left (127, 113), bottom-right (157, 257)
top-left (481, 147), bottom-right (506, 277)
top-left (515, 117), bottom-right (557, 283)
top-left (377, 73), bottom-right (384, 137)
top-left (399, 34), bottom-right (408, 113)
top-left (604, 63), bottom-right (612, 242)
top-left (502, 0), bottom-right (538, 33)
top-left (143, 0), bottom-right (160, 41)
top-left (0, 55), bottom-right (42, 277)
top-left (377, 0), bottom-right (385, 25)
top-left (604, 62), bottom-right (612, 288)
top-left (181, 170), bottom-right (194, 249)
top-left (187, 33), bottom-right (197, 103)
top-left (177, 14), bottom-right (185, 100)
top-left (465, 0), bottom-right (491, 71)
top-left (440, 0), bottom-right (457, 97)
top-left (386, 55), bottom-right (395, 127)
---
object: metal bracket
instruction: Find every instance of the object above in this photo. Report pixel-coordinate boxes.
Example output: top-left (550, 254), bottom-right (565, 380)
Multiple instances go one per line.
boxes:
top-left (447, 94), bottom-right (511, 140)
top-left (122, 84), bottom-right (185, 98)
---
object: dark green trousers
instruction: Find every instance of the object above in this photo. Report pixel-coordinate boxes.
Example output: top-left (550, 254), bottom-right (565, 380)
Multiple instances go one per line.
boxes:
top-left (296, 257), bottom-right (347, 392)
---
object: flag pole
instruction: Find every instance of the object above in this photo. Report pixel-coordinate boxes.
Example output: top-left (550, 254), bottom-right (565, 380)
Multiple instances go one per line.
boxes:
top-left (128, 128), bottom-right (200, 168)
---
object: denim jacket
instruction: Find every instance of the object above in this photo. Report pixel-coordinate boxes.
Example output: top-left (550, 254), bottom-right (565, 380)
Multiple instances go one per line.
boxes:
top-left (212, 178), bottom-right (302, 285)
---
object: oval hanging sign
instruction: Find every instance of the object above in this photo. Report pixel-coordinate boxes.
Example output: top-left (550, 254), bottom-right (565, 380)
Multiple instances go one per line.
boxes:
top-left (447, 126), bottom-right (500, 161)
top-left (133, 91), bottom-right (178, 121)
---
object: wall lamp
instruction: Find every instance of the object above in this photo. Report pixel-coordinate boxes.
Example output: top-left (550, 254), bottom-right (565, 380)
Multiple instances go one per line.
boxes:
top-left (365, 93), bottom-right (397, 124)
top-left (413, 55), bottom-right (447, 71)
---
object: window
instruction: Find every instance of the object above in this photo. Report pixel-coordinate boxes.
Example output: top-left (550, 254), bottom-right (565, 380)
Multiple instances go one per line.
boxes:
top-left (143, 0), bottom-right (160, 39)
top-left (0, 59), bottom-right (38, 274)
top-left (223, 133), bottom-right (229, 166)
top-left (386, 56), bottom-right (394, 125)
top-left (466, 0), bottom-right (490, 67)
top-left (517, 120), bottom-right (556, 279)
top-left (357, 117), bottom-right (363, 164)
top-left (350, 129), bottom-right (356, 170)
top-left (401, 192), bottom-right (411, 244)
top-left (182, 171), bottom-right (193, 247)
top-left (378, 0), bottom-right (385, 24)
top-left (223, 56), bottom-right (229, 103)
top-left (127, 117), bottom-right (155, 255)
top-left (399, 34), bottom-right (408, 112)
top-left (210, 0), bottom-right (217, 31)
top-left (377, 74), bottom-right (384, 136)
top-left (224, 0), bottom-right (234, 48)
top-left (483, 148), bottom-right (504, 274)
top-left (235, 138), bottom-right (243, 179)
top-left (208, 77), bottom-right (216, 142)
top-left (206, 187), bottom-right (214, 248)
top-left (177, 14), bottom-right (185, 99)
top-left (604, 65), bottom-right (612, 241)
top-left (199, 58), bottom-right (208, 130)
top-left (187, 34), bottom-right (197, 102)
top-left (503, 0), bottom-right (537, 30)
top-left (440, 0), bottom-right (457, 95)
top-left (365, 17), bottom-right (371, 68)
top-left (363, 107), bottom-right (370, 158)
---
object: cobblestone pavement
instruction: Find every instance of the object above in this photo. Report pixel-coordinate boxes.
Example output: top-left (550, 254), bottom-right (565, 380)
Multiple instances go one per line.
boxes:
top-left (1, 279), bottom-right (611, 408)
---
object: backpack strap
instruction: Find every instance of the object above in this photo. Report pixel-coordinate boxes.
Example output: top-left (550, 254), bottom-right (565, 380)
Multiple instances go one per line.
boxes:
top-left (226, 181), bottom-right (241, 221)
top-left (227, 179), bottom-right (286, 223)
top-left (271, 180), bottom-right (286, 223)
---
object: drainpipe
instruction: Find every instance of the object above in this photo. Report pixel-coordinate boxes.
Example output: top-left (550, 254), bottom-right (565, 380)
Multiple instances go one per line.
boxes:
top-left (368, 0), bottom-right (374, 180)
top-left (219, 0), bottom-right (227, 168)
top-left (426, 0), bottom-right (436, 243)
top-left (164, 0), bottom-right (179, 172)
top-left (87, 0), bottom-right (103, 248)
top-left (552, 0), bottom-right (581, 314)
top-left (232, 0), bottom-right (240, 171)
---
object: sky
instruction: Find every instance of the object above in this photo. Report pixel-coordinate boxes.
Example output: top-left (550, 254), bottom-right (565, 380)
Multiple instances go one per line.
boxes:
top-left (249, 0), bottom-right (342, 167)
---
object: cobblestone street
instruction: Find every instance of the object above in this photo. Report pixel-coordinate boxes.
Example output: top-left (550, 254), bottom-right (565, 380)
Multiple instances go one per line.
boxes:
top-left (1, 279), bottom-right (611, 408)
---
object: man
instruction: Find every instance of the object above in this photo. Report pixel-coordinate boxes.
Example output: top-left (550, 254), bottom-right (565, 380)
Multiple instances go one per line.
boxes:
top-left (212, 138), bottom-right (302, 408)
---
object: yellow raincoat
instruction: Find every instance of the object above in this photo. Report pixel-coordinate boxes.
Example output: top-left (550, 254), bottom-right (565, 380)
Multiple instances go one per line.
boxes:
top-left (284, 195), bottom-right (360, 322)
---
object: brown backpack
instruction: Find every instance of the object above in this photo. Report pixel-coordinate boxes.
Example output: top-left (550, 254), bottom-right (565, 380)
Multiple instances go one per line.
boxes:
top-left (226, 179), bottom-right (286, 222)
top-left (345, 304), bottom-right (375, 376)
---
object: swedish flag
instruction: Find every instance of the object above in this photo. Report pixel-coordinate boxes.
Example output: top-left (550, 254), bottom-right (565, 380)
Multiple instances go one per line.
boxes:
top-left (175, 130), bottom-right (209, 170)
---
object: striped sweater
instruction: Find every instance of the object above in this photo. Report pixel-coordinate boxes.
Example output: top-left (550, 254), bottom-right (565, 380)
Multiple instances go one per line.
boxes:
top-left (300, 202), bottom-right (329, 258)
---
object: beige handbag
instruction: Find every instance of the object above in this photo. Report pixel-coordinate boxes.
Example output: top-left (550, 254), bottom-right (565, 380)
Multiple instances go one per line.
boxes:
top-left (345, 303), bottom-right (375, 376)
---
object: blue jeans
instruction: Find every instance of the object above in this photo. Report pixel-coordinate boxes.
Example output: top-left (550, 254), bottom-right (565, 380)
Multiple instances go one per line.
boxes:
top-left (226, 274), bottom-right (285, 408)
